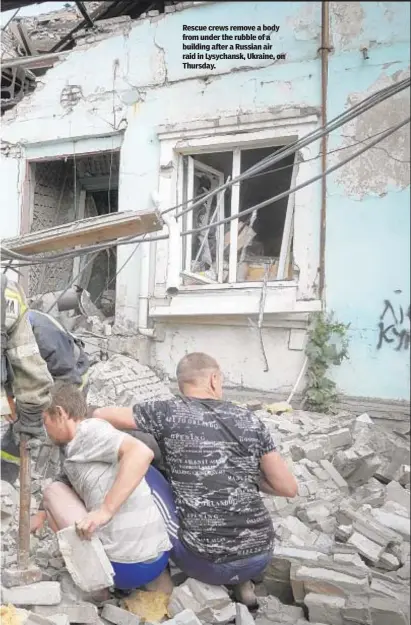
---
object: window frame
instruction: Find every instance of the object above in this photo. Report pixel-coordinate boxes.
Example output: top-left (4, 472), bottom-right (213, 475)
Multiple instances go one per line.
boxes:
top-left (153, 112), bottom-right (321, 317)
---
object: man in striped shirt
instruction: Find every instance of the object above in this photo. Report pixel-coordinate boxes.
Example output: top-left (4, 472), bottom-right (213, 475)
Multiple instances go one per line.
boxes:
top-left (33, 382), bottom-right (172, 593)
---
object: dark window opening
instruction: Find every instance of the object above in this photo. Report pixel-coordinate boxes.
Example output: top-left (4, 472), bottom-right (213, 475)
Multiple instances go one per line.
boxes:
top-left (28, 150), bottom-right (120, 317)
top-left (181, 144), bottom-right (296, 284)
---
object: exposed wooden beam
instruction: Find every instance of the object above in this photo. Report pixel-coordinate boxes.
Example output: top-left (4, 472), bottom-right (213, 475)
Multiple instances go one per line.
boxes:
top-left (1, 51), bottom-right (67, 70)
top-left (50, 1), bottom-right (117, 52)
top-left (74, 1), bottom-right (94, 28)
top-left (9, 20), bottom-right (37, 56)
top-left (3, 210), bottom-right (163, 255)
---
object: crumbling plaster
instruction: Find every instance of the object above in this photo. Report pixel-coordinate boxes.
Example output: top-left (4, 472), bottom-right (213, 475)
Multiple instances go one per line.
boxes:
top-left (1, 1), bottom-right (410, 399)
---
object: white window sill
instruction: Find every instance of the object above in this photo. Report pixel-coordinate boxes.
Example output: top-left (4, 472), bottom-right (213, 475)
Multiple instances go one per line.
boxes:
top-left (149, 282), bottom-right (321, 318)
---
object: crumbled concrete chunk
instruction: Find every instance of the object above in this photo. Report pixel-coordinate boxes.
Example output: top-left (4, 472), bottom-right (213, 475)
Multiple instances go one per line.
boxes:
top-left (304, 592), bottom-right (345, 625)
top-left (236, 603), bottom-right (255, 625)
top-left (33, 602), bottom-right (99, 624)
top-left (347, 530), bottom-right (385, 563)
top-left (101, 604), bottom-right (141, 625)
top-left (57, 526), bottom-right (114, 592)
top-left (385, 481), bottom-right (410, 515)
top-left (1, 581), bottom-right (61, 606)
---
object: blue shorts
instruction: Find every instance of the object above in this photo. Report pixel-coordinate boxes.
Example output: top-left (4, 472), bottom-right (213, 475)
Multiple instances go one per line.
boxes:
top-left (110, 551), bottom-right (169, 590)
top-left (145, 466), bottom-right (271, 585)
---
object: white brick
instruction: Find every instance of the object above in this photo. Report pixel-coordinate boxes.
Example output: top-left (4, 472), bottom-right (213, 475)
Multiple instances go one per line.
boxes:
top-left (57, 526), bottom-right (114, 593)
top-left (33, 603), bottom-right (99, 624)
top-left (235, 604), bottom-right (255, 625)
top-left (101, 604), bottom-right (141, 625)
top-left (305, 593), bottom-right (345, 625)
top-left (347, 531), bottom-right (385, 564)
top-left (187, 579), bottom-right (231, 609)
top-left (2, 582), bottom-right (61, 606)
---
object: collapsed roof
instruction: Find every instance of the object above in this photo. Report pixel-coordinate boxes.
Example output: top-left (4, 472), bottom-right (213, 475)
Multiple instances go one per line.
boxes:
top-left (1, 0), bottom-right (175, 112)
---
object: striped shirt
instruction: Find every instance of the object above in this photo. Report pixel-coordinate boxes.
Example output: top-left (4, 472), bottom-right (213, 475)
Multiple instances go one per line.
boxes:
top-left (62, 419), bottom-right (171, 563)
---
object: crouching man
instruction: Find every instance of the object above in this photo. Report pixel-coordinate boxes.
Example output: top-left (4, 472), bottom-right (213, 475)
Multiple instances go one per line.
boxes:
top-left (93, 353), bottom-right (298, 606)
top-left (33, 382), bottom-right (173, 593)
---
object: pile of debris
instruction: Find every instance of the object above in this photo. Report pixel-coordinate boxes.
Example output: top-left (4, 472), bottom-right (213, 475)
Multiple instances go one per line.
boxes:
top-left (1, 389), bottom-right (410, 624)
top-left (87, 354), bottom-right (174, 407)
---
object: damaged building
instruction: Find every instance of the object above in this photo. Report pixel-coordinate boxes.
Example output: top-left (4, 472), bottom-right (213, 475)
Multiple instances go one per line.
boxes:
top-left (0, 1), bottom-right (410, 416)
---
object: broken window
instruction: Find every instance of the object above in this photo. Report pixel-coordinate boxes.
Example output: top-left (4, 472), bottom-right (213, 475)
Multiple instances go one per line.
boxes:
top-left (28, 150), bottom-right (120, 317)
top-left (179, 145), bottom-right (297, 286)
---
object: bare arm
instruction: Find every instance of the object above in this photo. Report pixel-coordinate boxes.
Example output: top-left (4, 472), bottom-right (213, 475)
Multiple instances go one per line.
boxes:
top-left (260, 450), bottom-right (298, 498)
top-left (75, 435), bottom-right (153, 539)
top-left (92, 407), bottom-right (136, 430)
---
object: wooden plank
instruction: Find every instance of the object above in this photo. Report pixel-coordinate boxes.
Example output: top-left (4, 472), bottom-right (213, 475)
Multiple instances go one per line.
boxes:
top-left (184, 156), bottom-right (195, 271)
top-left (277, 154), bottom-right (299, 280)
top-left (3, 209), bottom-right (163, 255)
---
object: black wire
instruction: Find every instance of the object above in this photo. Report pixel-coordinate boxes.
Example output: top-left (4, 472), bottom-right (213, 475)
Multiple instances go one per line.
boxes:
top-left (2, 117), bottom-right (406, 269)
top-left (1, 78), bottom-right (409, 269)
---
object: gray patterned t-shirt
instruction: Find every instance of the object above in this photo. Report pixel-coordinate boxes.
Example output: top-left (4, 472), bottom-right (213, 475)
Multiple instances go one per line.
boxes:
top-left (133, 396), bottom-right (276, 563)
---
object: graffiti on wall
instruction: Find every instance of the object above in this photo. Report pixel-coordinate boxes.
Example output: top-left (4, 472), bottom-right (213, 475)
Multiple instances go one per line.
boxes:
top-left (377, 290), bottom-right (410, 351)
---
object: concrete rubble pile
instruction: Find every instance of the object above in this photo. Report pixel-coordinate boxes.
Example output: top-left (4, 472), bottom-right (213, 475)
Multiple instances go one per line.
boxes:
top-left (1, 363), bottom-right (410, 624)
top-left (87, 354), bottom-right (174, 408)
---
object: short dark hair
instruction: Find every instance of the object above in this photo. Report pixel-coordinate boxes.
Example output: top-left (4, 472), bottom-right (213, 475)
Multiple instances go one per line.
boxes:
top-left (47, 382), bottom-right (87, 421)
top-left (176, 352), bottom-right (220, 387)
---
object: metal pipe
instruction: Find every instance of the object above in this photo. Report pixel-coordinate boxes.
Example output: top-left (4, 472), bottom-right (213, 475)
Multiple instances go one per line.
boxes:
top-left (319, 0), bottom-right (330, 304)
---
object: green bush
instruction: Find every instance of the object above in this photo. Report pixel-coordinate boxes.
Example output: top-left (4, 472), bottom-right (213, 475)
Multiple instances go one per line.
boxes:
top-left (302, 311), bottom-right (349, 413)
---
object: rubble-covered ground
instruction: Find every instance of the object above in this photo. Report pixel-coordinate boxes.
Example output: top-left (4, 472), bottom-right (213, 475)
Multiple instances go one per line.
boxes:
top-left (1, 356), bottom-right (410, 625)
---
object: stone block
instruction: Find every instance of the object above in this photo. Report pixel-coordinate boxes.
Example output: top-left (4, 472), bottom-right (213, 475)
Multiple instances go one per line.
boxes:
top-left (2, 581), bottom-right (61, 606)
top-left (328, 428), bottom-right (352, 450)
top-left (57, 526), bottom-right (114, 592)
top-left (23, 614), bottom-right (60, 625)
top-left (169, 579), bottom-right (235, 624)
top-left (369, 596), bottom-right (409, 625)
top-left (101, 604), bottom-right (141, 625)
top-left (335, 524), bottom-right (353, 541)
top-left (352, 478), bottom-right (385, 507)
top-left (319, 460), bottom-right (349, 493)
top-left (304, 593), bottom-right (345, 625)
top-left (385, 481), bottom-right (410, 515)
top-left (347, 454), bottom-right (382, 487)
top-left (339, 503), bottom-right (402, 547)
top-left (187, 578), bottom-right (231, 609)
top-left (236, 603), bottom-right (255, 625)
top-left (171, 609), bottom-right (204, 625)
top-left (49, 617), bottom-right (70, 625)
top-left (347, 531), bottom-right (385, 564)
top-left (333, 553), bottom-right (367, 568)
top-left (292, 565), bottom-right (369, 598)
top-left (370, 577), bottom-right (409, 604)
top-left (371, 508), bottom-right (410, 539)
top-left (378, 551), bottom-right (401, 571)
top-left (341, 596), bottom-right (371, 625)
top-left (33, 602), bottom-right (99, 624)
top-left (301, 441), bottom-right (325, 462)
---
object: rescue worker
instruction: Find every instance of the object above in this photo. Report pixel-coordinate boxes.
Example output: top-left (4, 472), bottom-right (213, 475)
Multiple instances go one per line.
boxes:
top-left (27, 307), bottom-right (90, 396)
top-left (1, 273), bottom-right (53, 483)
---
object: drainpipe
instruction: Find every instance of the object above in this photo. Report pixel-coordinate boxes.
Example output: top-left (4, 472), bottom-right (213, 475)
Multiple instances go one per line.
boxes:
top-left (319, 0), bottom-right (330, 306)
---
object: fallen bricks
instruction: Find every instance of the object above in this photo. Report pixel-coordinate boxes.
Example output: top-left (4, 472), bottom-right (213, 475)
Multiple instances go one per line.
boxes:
top-left (1, 389), bottom-right (409, 625)
top-left (57, 526), bottom-right (114, 593)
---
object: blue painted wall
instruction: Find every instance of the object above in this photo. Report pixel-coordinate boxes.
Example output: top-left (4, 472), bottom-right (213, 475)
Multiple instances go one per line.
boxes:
top-left (2, 1), bottom-right (409, 399)
top-left (325, 2), bottom-right (410, 400)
